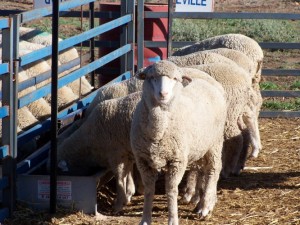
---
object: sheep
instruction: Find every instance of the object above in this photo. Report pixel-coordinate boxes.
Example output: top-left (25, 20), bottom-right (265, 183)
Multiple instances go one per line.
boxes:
top-left (17, 68), bottom-right (52, 121)
top-left (179, 63), bottom-right (262, 207)
top-left (130, 60), bottom-right (227, 224)
top-left (19, 49), bottom-right (79, 110)
top-left (172, 33), bottom-right (264, 84)
top-left (168, 51), bottom-right (262, 170)
top-left (19, 27), bottom-right (93, 96)
top-left (188, 63), bottom-right (261, 172)
top-left (168, 50), bottom-right (246, 74)
top-left (54, 92), bottom-right (142, 213)
top-left (57, 76), bottom-right (143, 144)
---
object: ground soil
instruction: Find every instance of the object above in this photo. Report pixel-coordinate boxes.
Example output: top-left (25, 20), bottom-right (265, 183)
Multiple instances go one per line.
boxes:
top-left (1, 1), bottom-right (300, 225)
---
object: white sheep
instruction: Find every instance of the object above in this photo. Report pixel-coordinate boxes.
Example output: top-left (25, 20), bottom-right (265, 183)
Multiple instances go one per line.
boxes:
top-left (57, 76), bottom-right (143, 143)
top-left (177, 63), bottom-right (261, 206)
top-left (130, 60), bottom-right (227, 224)
top-left (19, 49), bottom-right (79, 110)
top-left (172, 33), bottom-right (264, 85)
top-left (54, 92), bottom-right (142, 213)
top-left (17, 68), bottom-right (51, 121)
top-left (19, 28), bottom-right (93, 96)
top-left (169, 51), bottom-right (262, 171)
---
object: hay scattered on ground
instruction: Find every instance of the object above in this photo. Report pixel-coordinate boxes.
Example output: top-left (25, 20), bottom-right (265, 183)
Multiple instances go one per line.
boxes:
top-left (4, 118), bottom-right (300, 225)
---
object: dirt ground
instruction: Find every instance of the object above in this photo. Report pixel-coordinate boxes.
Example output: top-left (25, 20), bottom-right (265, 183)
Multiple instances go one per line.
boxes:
top-left (1, 0), bottom-right (300, 225)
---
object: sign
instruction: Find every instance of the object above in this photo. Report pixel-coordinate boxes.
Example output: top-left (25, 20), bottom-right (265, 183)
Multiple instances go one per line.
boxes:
top-left (34, 0), bottom-right (68, 9)
top-left (175, 0), bottom-right (214, 12)
top-left (38, 180), bottom-right (72, 200)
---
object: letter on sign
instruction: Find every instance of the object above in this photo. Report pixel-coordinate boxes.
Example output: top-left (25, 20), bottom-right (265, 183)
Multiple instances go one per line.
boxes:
top-left (175, 0), bottom-right (214, 12)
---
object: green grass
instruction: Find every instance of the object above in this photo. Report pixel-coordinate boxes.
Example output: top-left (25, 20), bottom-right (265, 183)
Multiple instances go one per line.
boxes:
top-left (172, 19), bottom-right (300, 43)
top-left (260, 81), bottom-right (300, 91)
top-left (290, 80), bottom-right (300, 90)
top-left (262, 98), bottom-right (300, 111)
top-left (260, 81), bottom-right (281, 90)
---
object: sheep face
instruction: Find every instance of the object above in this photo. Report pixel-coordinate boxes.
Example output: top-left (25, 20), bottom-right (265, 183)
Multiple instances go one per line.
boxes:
top-left (149, 75), bottom-right (177, 105)
top-left (137, 60), bottom-right (187, 106)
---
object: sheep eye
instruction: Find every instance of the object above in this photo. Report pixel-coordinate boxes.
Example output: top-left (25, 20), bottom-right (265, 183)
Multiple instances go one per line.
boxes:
top-left (174, 77), bottom-right (178, 81)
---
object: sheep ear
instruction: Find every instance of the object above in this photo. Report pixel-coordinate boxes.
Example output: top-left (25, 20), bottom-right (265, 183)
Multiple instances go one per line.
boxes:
top-left (137, 72), bottom-right (147, 80)
top-left (135, 66), bottom-right (150, 80)
top-left (182, 76), bottom-right (192, 86)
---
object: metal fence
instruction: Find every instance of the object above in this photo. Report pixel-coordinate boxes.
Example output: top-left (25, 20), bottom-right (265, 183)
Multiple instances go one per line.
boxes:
top-left (0, 0), bottom-right (135, 221)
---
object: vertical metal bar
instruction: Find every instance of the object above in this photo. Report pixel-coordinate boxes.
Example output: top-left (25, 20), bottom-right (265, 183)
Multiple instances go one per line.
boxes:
top-left (137, 0), bottom-right (144, 70)
top-left (120, 0), bottom-right (127, 75)
top-left (89, 2), bottom-right (95, 87)
top-left (127, 0), bottom-right (135, 75)
top-left (11, 14), bottom-right (20, 159)
top-left (2, 25), bottom-right (14, 156)
top-left (167, 0), bottom-right (173, 57)
top-left (50, 0), bottom-right (59, 214)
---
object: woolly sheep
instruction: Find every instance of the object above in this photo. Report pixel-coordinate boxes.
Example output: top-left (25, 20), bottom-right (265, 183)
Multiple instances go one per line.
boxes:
top-left (54, 92), bottom-right (142, 213)
top-left (169, 51), bottom-right (262, 168)
top-left (19, 49), bottom-right (79, 110)
top-left (19, 27), bottom-right (93, 96)
top-left (177, 64), bottom-right (260, 206)
top-left (188, 63), bottom-right (261, 172)
top-left (131, 60), bottom-right (227, 224)
top-left (172, 33), bottom-right (264, 84)
top-left (17, 68), bottom-right (51, 120)
top-left (171, 44), bottom-right (263, 116)
top-left (57, 76), bottom-right (143, 143)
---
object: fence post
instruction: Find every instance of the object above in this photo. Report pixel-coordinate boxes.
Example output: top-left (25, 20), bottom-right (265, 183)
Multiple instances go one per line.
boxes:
top-left (127, 0), bottom-right (135, 75)
top-left (137, 0), bottom-right (144, 70)
top-left (89, 2), bottom-right (95, 87)
top-left (167, 0), bottom-right (174, 57)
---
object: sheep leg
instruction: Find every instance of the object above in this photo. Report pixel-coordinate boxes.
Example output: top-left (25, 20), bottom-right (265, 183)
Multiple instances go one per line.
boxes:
top-left (221, 132), bottom-right (243, 178)
top-left (165, 161), bottom-right (187, 225)
top-left (180, 169), bottom-right (197, 204)
top-left (136, 157), bottom-right (158, 225)
top-left (111, 159), bottom-right (132, 213)
top-left (242, 110), bottom-right (262, 158)
top-left (194, 143), bottom-right (222, 217)
top-left (234, 129), bottom-right (251, 175)
top-left (125, 162), bottom-right (135, 204)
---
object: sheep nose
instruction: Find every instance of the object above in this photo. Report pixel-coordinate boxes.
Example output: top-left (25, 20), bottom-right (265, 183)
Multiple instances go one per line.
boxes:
top-left (159, 91), bottom-right (168, 98)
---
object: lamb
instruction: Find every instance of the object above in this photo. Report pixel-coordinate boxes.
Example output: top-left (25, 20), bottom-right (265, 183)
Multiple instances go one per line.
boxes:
top-left (130, 60), bottom-right (227, 224)
top-left (54, 92), bottom-right (142, 213)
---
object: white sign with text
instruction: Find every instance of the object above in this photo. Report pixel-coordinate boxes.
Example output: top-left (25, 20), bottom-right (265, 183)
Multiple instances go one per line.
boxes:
top-left (175, 0), bottom-right (214, 12)
top-left (34, 0), bottom-right (68, 9)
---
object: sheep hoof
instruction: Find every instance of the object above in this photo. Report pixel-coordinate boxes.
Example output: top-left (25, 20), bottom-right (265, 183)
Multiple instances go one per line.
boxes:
top-left (195, 208), bottom-right (210, 218)
top-left (179, 194), bottom-right (192, 204)
top-left (251, 149), bottom-right (259, 158)
top-left (139, 220), bottom-right (150, 225)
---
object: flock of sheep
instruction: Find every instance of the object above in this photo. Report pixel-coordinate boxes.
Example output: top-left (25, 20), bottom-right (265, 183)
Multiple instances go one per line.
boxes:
top-left (0, 28), bottom-right (265, 224)
top-left (53, 33), bottom-right (264, 225)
